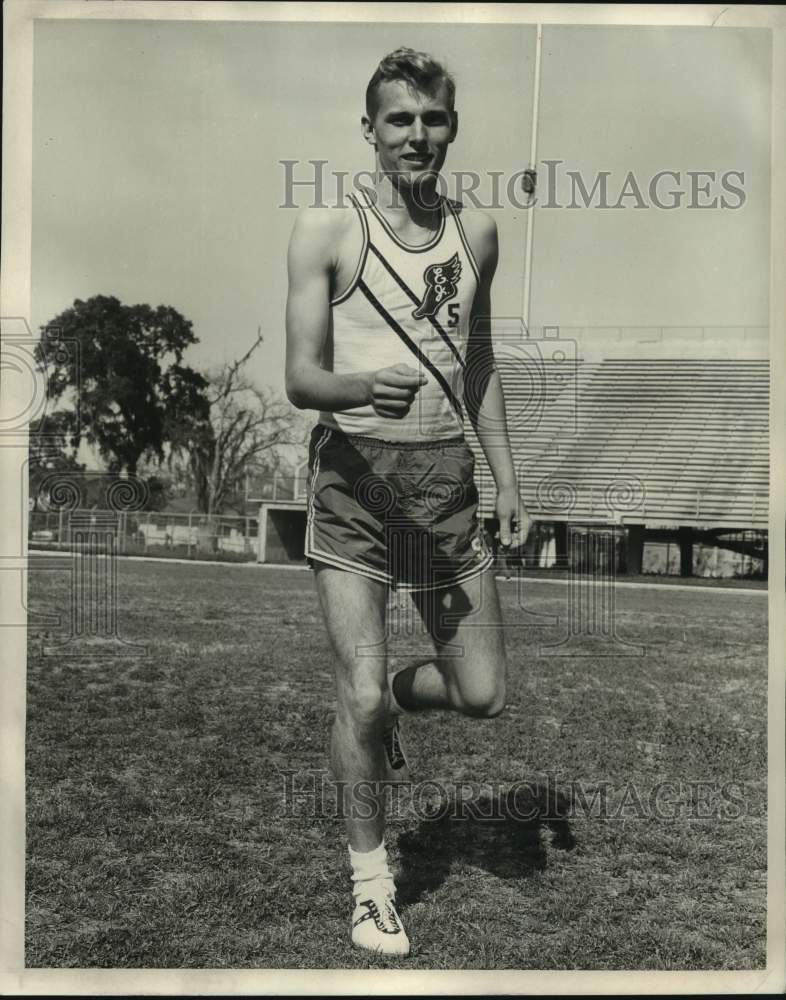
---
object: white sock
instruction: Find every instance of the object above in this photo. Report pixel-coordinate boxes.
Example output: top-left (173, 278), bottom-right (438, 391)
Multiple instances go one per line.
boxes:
top-left (349, 841), bottom-right (395, 895)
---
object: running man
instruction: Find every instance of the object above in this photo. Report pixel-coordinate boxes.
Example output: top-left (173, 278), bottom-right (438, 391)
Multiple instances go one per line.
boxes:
top-left (285, 48), bottom-right (531, 956)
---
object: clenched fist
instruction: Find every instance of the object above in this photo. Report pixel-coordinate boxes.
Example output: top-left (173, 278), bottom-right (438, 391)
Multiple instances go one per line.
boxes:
top-left (367, 363), bottom-right (427, 419)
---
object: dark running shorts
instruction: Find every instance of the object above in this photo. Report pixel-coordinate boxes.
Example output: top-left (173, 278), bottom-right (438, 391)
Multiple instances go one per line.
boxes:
top-left (305, 424), bottom-right (494, 591)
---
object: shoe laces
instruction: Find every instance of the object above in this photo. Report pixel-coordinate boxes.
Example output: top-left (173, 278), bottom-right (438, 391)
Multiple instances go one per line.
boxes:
top-left (383, 720), bottom-right (405, 768)
top-left (354, 885), bottom-right (402, 934)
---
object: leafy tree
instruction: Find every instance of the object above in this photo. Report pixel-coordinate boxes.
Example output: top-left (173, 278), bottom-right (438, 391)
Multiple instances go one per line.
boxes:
top-left (29, 414), bottom-right (173, 512)
top-left (28, 411), bottom-right (85, 512)
top-left (36, 295), bottom-right (210, 477)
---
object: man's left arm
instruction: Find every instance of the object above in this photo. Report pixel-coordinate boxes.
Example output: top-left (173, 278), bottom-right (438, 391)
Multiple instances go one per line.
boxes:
top-left (463, 212), bottom-right (532, 549)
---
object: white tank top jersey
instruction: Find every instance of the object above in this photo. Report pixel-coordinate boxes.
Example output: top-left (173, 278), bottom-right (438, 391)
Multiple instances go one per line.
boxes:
top-left (318, 187), bottom-right (481, 442)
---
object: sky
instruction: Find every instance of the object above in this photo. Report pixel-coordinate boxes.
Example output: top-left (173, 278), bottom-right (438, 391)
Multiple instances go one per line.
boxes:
top-left (31, 20), bottom-right (771, 395)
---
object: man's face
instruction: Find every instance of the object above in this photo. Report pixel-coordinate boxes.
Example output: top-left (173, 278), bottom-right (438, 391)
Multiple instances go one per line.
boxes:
top-left (363, 79), bottom-right (457, 188)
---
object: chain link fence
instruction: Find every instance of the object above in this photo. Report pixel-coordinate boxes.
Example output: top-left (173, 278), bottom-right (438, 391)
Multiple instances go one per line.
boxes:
top-left (29, 509), bottom-right (259, 562)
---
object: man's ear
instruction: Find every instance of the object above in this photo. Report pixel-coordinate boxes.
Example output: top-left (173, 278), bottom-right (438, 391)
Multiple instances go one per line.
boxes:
top-left (449, 111), bottom-right (459, 144)
top-left (361, 115), bottom-right (376, 148)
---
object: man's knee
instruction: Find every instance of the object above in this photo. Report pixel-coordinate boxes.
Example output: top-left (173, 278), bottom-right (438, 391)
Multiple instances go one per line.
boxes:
top-left (453, 673), bottom-right (506, 719)
top-left (463, 688), bottom-right (506, 718)
top-left (483, 685), bottom-right (507, 718)
top-left (337, 677), bottom-right (388, 728)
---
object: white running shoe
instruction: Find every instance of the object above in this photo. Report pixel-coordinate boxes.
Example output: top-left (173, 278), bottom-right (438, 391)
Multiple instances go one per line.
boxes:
top-left (382, 717), bottom-right (411, 784)
top-left (351, 881), bottom-right (411, 956)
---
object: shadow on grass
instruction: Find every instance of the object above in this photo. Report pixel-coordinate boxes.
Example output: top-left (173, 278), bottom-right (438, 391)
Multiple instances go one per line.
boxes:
top-left (396, 782), bottom-right (576, 907)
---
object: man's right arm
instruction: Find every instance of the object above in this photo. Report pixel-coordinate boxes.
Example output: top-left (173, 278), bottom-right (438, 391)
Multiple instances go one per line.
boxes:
top-left (285, 209), bottom-right (427, 417)
top-left (285, 209), bottom-right (373, 412)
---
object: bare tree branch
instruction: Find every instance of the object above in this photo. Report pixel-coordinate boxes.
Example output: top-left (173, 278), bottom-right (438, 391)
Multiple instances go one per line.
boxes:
top-left (184, 330), bottom-right (307, 514)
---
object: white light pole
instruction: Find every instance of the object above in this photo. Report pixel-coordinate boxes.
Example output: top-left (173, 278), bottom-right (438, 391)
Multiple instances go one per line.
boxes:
top-left (521, 23), bottom-right (543, 335)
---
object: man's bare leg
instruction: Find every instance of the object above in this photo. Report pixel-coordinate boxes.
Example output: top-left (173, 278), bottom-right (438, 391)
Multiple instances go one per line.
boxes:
top-left (390, 569), bottom-right (507, 718)
top-left (313, 562), bottom-right (410, 955)
top-left (314, 563), bottom-right (390, 849)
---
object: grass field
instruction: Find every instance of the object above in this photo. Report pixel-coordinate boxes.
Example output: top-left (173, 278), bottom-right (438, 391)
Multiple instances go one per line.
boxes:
top-left (25, 557), bottom-right (767, 969)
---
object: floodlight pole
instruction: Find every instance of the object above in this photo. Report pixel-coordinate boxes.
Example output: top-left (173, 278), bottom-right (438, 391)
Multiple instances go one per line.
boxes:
top-left (522, 23), bottom-right (543, 336)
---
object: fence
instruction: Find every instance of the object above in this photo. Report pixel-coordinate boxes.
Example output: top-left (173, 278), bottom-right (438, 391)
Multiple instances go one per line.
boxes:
top-left (245, 473), bottom-right (306, 503)
top-left (28, 510), bottom-right (767, 578)
top-left (29, 509), bottom-right (259, 562)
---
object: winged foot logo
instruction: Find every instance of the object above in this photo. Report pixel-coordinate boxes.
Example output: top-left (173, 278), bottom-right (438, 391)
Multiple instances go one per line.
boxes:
top-left (412, 252), bottom-right (462, 321)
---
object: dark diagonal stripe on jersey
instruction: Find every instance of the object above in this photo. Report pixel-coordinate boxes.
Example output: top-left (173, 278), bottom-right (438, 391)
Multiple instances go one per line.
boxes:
top-left (368, 242), bottom-right (465, 370)
top-left (357, 279), bottom-right (464, 421)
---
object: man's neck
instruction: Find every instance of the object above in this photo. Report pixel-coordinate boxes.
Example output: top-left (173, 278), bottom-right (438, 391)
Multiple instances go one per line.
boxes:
top-left (369, 172), bottom-right (442, 226)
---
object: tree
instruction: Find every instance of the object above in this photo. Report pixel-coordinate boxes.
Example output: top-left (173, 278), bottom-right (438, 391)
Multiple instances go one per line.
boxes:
top-left (186, 333), bottom-right (309, 514)
top-left (28, 413), bottom-right (174, 512)
top-left (36, 295), bottom-right (211, 477)
top-left (28, 410), bottom-right (85, 512)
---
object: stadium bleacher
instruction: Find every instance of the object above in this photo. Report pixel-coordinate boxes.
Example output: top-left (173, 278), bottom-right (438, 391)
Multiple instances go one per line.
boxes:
top-left (473, 357), bottom-right (769, 531)
top-left (467, 328), bottom-right (769, 575)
